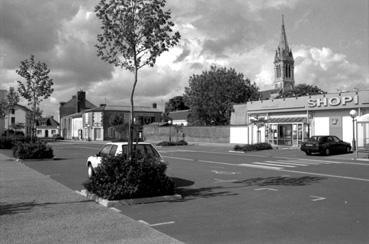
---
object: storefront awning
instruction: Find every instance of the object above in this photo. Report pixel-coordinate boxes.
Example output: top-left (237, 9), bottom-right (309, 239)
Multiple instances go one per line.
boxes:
top-left (267, 117), bottom-right (307, 123)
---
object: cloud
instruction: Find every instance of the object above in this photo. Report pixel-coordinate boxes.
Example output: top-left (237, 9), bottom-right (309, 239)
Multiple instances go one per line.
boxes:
top-left (294, 46), bottom-right (368, 92)
top-left (0, 0), bottom-right (79, 57)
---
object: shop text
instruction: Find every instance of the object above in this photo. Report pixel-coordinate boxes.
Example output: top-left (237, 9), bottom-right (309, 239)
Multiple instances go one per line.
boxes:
top-left (308, 95), bottom-right (358, 108)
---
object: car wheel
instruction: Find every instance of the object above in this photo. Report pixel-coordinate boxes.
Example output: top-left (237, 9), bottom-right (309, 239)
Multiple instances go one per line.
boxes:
top-left (305, 150), bottom-right (311, 155)
top-left (88, 164), bottom-right (94, 179)
top-left (346, 146), bottom-right (351, 153)
top-left (324, 148), bottom-right (330, 156)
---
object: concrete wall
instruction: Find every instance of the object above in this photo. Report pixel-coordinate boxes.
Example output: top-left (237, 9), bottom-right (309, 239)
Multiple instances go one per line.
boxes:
top-left (143, 125), bottom-right (230, 143)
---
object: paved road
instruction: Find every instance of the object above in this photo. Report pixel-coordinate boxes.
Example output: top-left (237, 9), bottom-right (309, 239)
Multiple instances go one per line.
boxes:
top-left (18, 142), bottom-right (369, 244)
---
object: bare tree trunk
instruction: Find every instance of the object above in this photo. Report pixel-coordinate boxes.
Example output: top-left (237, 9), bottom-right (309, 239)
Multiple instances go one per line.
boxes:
top-left (128, 66), bottom-right (138, 160)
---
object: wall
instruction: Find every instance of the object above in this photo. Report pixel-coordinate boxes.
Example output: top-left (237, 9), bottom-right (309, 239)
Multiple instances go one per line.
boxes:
top-left (143, 125), bottom-right (230, 143)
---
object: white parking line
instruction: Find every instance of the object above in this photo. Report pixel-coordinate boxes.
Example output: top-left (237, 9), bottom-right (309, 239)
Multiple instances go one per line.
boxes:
top-left (164, 156), bottom-right (369, 182)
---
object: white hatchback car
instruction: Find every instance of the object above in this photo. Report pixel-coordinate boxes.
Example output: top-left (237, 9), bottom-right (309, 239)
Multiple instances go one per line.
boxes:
top-left (86, 142), bottom-right (165, 178)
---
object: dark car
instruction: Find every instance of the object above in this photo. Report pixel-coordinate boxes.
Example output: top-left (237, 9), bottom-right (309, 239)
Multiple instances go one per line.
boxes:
top-left (301, 135), bottom-right (351, 156)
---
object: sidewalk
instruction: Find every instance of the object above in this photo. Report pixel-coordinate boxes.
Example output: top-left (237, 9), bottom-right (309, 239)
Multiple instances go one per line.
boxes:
top-left (0, 153), bottom-right (183, 244)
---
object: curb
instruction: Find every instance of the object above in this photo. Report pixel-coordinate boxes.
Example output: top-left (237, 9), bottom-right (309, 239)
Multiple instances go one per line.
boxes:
top-left (78, 189), bottom-right (183, 207)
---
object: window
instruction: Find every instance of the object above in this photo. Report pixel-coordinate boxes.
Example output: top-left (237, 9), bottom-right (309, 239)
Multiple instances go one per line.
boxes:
top-left (99, 145), bottom-right (112, 156)
top-left (11, 117), bottom-right (15, 125)
top-left (109, 145), bottom-right (118, 156)
top-left (11, 109), bottom-right (15, 114)
top-left (51, 130), bottom-right (56, 134)
top-left (37, 130), bottom-right (42, 135)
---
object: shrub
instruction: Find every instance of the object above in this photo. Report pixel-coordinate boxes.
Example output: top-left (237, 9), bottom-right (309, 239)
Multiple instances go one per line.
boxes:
top-left (12, 141), bottom-right (54, 159)
top-left (157, 140), bottom-right (188, 146)
top-left (84, 155), bottom-right (175, 200)
top-left (0, 137), bottom-right (13, 149)
top-left (234, 143), bottom-right (273, 152)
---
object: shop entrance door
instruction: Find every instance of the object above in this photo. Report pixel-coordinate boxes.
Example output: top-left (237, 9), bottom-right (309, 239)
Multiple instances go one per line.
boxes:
top-left (278, 124), bottom-right (292, 146)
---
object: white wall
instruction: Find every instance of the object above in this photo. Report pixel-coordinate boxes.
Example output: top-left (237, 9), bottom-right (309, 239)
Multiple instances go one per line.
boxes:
top-left (72, 117), bottom-right (83, 138)
top-left (342, 116), bottom-right (354, 146)
top-left (230, 126), bottom-right (248, 144)
top-left (313, 117), bottom-right (329, 135)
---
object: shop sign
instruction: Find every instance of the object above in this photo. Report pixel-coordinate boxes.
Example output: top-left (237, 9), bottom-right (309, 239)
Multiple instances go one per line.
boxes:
top-left (308, 95), bottom-right (358, 108)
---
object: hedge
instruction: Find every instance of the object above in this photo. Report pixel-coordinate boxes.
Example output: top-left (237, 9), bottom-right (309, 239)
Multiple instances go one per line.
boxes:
top-left (84, 155), bottom-right (175, 200)
top-left (12, 141), bottom-right (54, 159)
top-left (234, 143), bottom-right (273, 152)
top-left (156, 140), bottom-right (188, 146)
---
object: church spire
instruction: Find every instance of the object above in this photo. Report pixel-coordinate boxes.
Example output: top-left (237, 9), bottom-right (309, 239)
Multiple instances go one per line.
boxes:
top-left (273, 15), bottom-right (295, 92)
top-left (278, 14), bottom-right (289, 52)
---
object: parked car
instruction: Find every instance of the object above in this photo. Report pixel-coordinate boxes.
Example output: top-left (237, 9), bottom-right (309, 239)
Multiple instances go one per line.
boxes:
top-left (300, 135), bottom-right (351, 156)
top-left (86, 142), bottom-right (165, 178)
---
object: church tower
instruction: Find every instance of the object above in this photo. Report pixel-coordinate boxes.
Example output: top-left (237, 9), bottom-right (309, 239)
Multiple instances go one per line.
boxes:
top-left (273, 15), bottom-right (295, 91)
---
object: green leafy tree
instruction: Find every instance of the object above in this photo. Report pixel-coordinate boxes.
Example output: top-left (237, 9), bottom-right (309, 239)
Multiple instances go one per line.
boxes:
top-left (16, 55), bottom-right (54, 139)
top-left (184, 66), bottom-right (260, 126)
top-left (6, 87), bottom-right (20, 133)
top-left (165, 95), bottom-right (189, 113)
top-left (95, 0), bottom-right (180, 159)
top-left (276, 83), bottom-right (326, 98)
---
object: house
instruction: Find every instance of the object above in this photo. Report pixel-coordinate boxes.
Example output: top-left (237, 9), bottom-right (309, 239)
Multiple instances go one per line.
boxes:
top-left (3, 104), bottom-right (32, 136)
top-left (59, 91), bottom-right (163, 141)
top-left (59, 90), bottom-right (96, 139)
top-left (35, 116), bottom-right (60, 138)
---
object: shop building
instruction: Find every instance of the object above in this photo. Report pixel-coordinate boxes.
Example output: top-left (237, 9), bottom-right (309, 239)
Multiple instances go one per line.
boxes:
top-left (230, 90), bottom-right (369, 147)
top-left (230, 16), bottom-right (369, 148)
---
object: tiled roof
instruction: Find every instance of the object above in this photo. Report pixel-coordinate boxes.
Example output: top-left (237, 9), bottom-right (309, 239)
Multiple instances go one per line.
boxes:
top-left (168, 110), bottom-right (189, 120)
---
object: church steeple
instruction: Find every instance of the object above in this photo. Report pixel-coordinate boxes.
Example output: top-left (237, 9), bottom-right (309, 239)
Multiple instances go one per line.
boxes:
top-left (274, 15), bottom-right (295, 92)
top-left (278, 15), bottom-right (289, 52)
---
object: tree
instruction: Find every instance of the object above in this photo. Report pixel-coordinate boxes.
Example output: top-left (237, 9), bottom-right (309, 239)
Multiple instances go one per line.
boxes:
top-left (184, 66), bottom-right (260, 126)
top-left (165, 95), bottom-right (189, 113)
top-left (276, 83), bottom-right (326, 98)
top-left (16, 55), bottom-right (54, 139)
top-left (6, 87), bottom-right (20, 134)
top-left (95, 0), bottom-right (180, 159)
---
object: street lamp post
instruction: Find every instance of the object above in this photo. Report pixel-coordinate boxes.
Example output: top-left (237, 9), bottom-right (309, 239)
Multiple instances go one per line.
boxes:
top-left (349, 110), bottom-right (357, 151)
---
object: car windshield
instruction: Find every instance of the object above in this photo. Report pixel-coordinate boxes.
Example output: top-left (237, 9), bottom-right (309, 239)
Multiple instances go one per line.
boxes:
top-left (121, 144), bottom-right (160, 159)
top-left (309, 136), bottom-right (328, 143)
top-left (310, 136), bottom-right (321, 141)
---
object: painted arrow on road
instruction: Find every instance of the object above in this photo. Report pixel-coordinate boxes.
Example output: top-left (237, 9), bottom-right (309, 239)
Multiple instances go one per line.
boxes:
top-left (310, 195), bottom-right (326, 201)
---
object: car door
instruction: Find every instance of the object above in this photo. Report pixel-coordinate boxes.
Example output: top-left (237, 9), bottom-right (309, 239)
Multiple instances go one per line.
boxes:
top-left (91, 144), bottom-right (112, 167)
top-left (332, 136), bottom-right (345, 152)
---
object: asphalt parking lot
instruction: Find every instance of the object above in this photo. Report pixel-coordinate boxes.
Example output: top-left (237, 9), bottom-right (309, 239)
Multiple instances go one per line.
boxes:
top-left (12, 142), bottom-right (369, 243)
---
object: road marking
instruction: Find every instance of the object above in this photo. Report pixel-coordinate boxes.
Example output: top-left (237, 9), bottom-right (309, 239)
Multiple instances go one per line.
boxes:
top-left (254, 188), bottom-right (279, 191)
top-left (211, 170), bottom-right (239, 175)
top-left (277, 156), bottom-right (369, 166)
top-left (280, 169), bottom-right (369, 182)
top-left (165, 156), bottom-right (194, 161)
top-left (214, 178), bottom-right (238, 183)
top-left (164, 156), bottom-right (369, 182)
top-left (149, 221), bottom-right (175, 227)
top-left (310, 195), bottom-right (326, 202)
top-left (110, 207), bottom-right (121, 213)
top-left (257, 161), bottom-right (297, 168)
top-left (138, 220), bottom-right (175, 227)
top-left (239, 163), bottom-right (282, 170)
top-left (275, 160), bottom-right (310, 166)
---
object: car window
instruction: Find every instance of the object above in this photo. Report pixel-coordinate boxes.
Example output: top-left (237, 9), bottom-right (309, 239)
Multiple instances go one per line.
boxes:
top-left (122, 145), bottom-right (128, 156)
top-left (332, 136), bottom-right (340, 142)
top-left (327, 137), bottom-right (334, 142)
top-left (100, 145), bottom-right (112, 156)
top-left (319, 137), bottom-right (328, 143)
top-left (109, 145), bottom-right (118, 156)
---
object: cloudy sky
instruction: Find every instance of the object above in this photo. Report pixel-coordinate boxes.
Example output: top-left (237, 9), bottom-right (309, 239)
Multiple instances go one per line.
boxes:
top-left (0, 0), bottom-right (368, 118)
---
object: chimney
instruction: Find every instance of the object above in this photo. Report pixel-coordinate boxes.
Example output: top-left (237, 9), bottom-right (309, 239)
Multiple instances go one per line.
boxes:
top-left (152, 103), bottom-right (157, 109)
top-left (77, 90), bottom-right (86, 113)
